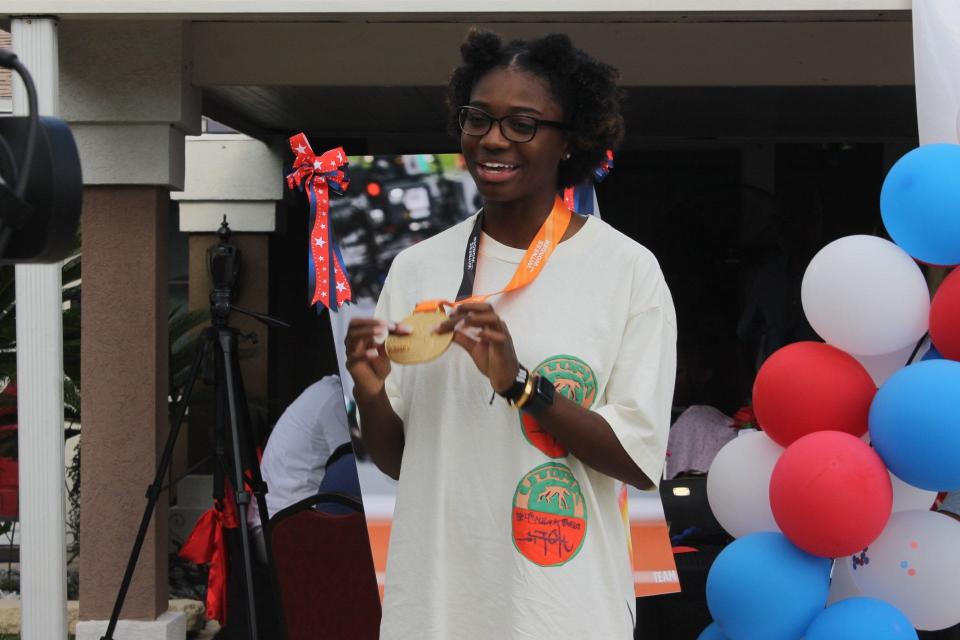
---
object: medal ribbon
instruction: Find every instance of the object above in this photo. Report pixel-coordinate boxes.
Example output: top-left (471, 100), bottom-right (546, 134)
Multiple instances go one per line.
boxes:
top-left (285, 133), bottom-right (352, 311)
top-left (413, 196), bottom-right (572, 313)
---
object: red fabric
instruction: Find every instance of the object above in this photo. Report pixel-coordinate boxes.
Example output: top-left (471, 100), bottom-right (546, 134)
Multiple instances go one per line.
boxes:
top-left (732, 405), bottom-right (756, 429)
top-left (179, 497), bottom-right (239, 625)
top-left (672, 546), bottom-right (699, 554)
top-left (271, 508), bottom-right (381, 640)
top-left (0, 458), bottom-right (18, 519)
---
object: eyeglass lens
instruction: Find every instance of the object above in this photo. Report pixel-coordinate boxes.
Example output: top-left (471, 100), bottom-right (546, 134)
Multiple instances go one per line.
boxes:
top-left (459, 109), bottom-right (538, 143)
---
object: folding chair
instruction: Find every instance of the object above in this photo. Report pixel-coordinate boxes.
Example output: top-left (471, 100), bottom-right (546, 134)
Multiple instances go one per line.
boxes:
top-left (268, 491), bottom-right (381, 640)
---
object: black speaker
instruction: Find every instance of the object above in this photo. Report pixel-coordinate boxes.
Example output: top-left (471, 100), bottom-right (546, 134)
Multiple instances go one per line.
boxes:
top-left (0, 115), bottom-right (82, 264)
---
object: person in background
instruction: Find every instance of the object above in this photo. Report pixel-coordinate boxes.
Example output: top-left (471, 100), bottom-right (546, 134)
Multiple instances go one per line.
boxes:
top-left (248, 375), bottom-right (354, 557)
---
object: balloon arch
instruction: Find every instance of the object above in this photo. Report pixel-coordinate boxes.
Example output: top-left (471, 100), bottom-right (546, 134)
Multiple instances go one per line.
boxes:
top-left (700, 144), bottom-right (960, 640)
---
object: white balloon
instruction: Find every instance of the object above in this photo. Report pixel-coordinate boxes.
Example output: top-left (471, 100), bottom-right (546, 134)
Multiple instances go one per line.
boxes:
top-left (801, 235), bottom-right (930, 356)
top-left (853, 341), bottom-right (927, 387)
top-left (827, 557), bottom-right (862, 606)
top-left (706, 431), bottom-right (783, 538)
top-left (891, 473), bottom-right (938, 513)
top-left (850, 510), bottom-right (960, 630)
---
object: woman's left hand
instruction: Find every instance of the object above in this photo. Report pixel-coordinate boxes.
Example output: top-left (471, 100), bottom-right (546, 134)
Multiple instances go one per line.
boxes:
top-left (434, 302), bottom-right (519, 392)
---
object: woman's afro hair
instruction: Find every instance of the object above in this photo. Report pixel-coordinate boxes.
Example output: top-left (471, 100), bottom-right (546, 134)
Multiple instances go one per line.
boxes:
top-left (447, 29), bottom-right (625, 189)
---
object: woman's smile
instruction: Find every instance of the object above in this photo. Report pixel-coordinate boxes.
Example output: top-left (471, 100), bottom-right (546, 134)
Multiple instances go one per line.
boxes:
top-left (475, 160), bottom-right (521, 183)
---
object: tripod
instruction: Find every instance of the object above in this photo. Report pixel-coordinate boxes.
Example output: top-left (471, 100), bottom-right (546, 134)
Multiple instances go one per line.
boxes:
top-left (102, 222), bottom-right (289, 640)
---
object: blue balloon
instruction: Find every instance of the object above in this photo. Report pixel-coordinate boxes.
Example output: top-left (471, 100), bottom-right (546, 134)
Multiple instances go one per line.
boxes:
top-left (870, 359), bottom-right (960, 491)
top-left (698, 622), bottom-right (730, 639)
top-left (921, 345), bottom-right (943, 361)
top-left (806, 597), bottom-right (918, 640)
top-left (880, 144), bottom-right (960, 266)
top-left (706, 532), bottom-right (831, 640)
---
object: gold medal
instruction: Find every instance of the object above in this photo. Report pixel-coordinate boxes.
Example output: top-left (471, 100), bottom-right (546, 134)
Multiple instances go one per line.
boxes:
top-left (384, 309), bottom-right (453, 364)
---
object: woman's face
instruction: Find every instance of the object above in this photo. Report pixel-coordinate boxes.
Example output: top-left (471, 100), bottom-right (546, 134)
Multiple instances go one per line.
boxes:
top-left (461, 67), bottom-right (568, 205)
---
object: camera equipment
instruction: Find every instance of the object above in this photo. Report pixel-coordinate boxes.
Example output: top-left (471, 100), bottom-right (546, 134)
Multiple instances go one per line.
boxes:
top-left (208, 219), bottom-right (241, 293)
top-left (0, 51), bottom-right (82, 264)
top-left (101, 219), bottom-right (290, 640)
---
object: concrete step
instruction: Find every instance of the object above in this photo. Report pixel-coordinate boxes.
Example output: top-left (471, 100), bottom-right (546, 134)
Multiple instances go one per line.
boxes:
top-left (0, 598), bottom-right (205, 636)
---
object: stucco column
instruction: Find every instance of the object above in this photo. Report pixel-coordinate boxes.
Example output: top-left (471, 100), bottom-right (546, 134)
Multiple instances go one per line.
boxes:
top-left (64, 19), bottom-right (199, 640)
top-left (11, 16), bottom-right (69, 640)
top-left (78, 187), bottom-right (173, 621)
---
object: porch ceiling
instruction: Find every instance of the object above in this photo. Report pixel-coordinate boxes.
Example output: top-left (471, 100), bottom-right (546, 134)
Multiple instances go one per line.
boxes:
top-left (193, 19), bottom-right (918, 151)
top-left (0, 0), bottom-right (913, 21)
top-left (202, 85), bottom-right (919, 154)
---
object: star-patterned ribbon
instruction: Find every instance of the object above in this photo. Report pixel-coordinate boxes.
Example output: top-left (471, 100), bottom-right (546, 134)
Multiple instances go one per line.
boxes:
top-left (563, 149), bottom-right (615, 215)
top-left (286, 133), bottom-right (352, 311)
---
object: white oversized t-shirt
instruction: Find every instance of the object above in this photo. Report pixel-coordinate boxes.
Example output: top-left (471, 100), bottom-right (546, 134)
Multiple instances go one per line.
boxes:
top-left (374, 213), bottom-right (677, 640)
top-left (257, 376), bottom-right (351, 519)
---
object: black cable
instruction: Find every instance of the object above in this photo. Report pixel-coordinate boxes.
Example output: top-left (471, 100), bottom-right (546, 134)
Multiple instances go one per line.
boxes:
top-left (1, 53), bottom-right (39, 199)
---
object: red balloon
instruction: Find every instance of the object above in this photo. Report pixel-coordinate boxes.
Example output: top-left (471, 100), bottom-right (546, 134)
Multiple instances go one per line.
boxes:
top-left (753, 342), bottom-right (876, 447)
top-left (931, 267), bottom-right (960, 361)
top-left (770, 431), bottom-right (892, 558)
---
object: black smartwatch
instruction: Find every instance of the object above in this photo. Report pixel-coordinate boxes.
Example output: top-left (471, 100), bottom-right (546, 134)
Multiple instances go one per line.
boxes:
top-left (521, 374), bottom-right (555, 415)
top-left (497, 364), bottom-right (530, 405)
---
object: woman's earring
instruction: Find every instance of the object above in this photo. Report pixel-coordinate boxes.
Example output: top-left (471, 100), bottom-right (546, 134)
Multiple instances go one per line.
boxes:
top-left (563, 153), bottom-right (571, 160)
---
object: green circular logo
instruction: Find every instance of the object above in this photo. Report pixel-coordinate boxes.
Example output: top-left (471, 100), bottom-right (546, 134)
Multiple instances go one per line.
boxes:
top-left (520, 355), bottom-right (598, 457)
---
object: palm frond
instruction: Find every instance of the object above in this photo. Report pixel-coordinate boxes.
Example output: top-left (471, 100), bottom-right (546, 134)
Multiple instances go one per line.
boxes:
top-left (169, 306), bottom-right (209, 343)
top-left (62, 251), bottom-right (81, 278)
top-left (169, 306), bottom-right (211, 396)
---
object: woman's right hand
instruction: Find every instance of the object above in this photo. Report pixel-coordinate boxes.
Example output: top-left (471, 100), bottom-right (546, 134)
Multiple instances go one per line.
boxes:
top-left (344, 318), bottom-right (410, 399)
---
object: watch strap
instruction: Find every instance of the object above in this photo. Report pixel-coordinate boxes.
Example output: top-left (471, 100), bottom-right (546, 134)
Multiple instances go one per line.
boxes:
top-left (498, 364), bottom-right (530, 404)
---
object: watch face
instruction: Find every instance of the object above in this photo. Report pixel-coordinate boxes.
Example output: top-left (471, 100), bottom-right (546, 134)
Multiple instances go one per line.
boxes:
top-left (537, 375), bottom-right (556, 400)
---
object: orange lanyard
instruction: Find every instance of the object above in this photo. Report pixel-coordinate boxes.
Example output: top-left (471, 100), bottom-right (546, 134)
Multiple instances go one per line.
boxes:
top-left (413, 196), bottom-right (572, 313)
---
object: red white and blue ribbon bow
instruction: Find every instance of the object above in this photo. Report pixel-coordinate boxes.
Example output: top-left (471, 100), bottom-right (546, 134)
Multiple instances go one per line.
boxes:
top-left (286, 133), bottom-right (352, 311)
top-left (563, 149), bottom-right (615, 215)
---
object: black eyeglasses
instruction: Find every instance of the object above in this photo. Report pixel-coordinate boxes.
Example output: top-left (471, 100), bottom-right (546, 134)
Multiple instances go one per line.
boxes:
top-left (457, 106), bottom-right (568, 143)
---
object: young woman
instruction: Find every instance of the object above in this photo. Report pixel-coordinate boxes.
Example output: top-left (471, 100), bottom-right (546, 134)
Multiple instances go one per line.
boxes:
top-left (345, 30), bottom-right (677, 639)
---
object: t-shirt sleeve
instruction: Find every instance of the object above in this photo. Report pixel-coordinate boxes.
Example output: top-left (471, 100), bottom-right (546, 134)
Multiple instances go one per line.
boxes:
top-left (592, 261), bottom-right (677, 489)
top-left (314, 376), bottom-right (351, 456)
top-left (374, 257), bottom-right (409, 424)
